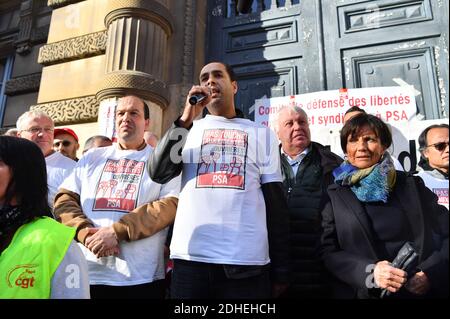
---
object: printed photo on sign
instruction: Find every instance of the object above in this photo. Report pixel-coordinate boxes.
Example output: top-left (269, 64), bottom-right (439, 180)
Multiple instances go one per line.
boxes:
top-left (93, 158), bottom-right (145, 212)
top-left (196, 129), bottom-right (248, 189)
top-left (433, 188), bottom-right (449, 206)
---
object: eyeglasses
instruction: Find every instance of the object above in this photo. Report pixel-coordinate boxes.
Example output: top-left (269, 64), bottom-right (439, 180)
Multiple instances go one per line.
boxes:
top-left (22, 127), bottom-right (54, 134)
top-left (426, 141), bottom-right (449, 152)
top-left (54, 140), bottom-right (72, 147)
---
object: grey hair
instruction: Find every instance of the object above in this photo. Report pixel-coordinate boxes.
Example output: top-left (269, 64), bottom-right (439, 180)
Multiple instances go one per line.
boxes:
top-left (16, 110), bottom-right (53, 130)
top-left (3, 128), bottom-right (18, 136)
top-left (271, 104), bottom-right (308, 134)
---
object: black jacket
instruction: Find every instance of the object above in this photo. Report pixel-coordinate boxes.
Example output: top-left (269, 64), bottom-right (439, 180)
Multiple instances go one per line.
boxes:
top-left (148, 120), bottom-right (290, 284)
top-left (280, 142), bottom-right (342, 297)
top-left (320, 171), bottom-right (449, 298)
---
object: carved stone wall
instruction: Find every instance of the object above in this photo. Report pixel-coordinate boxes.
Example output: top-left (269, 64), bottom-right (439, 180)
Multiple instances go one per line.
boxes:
top-left (105, 0), bottom-right (173, 36)
top-left (6, 0), bottom-right (49, 55)
top-left (47, 0), bottom-right (84, 8)
top-left (97, 72), bottom-right (169, 107)
top-left (38, 31), bottom-right (107, 65)
top-left (32, 25), bottom-right (50, 43)
top-left (97, 0), bottom-right (174, 109)
top-left (5, 73), bottom-right (41, 95)
top-left (14, 0), bottom-right (34, 55)
top-left (181, 0), bottom-right (195, 106)
top-left (30, 95), bottom-right (98, 125)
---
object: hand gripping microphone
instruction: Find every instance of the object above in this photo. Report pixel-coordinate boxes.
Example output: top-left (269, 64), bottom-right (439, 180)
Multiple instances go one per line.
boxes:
top-left (189, 94), bottom-right (207, 105)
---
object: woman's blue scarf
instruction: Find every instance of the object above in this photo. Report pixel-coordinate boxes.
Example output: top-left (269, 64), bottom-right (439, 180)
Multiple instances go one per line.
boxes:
top-left (333, 153), bottom-right (397, 203)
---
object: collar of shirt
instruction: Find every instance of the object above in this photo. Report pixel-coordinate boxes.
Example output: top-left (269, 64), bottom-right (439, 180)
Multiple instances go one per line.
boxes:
top-left (281, 146), bottom-right (310, 167)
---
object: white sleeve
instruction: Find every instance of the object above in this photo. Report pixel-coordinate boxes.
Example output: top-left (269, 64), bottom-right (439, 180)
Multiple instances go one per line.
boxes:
top-left (61, 159), bottom-right (76, 182)
top-left (260, 128), bottom-right (283, 184)
top-left (50, 241), bottom-right (90, 299)
top-left (158, 173), bottom-right (181, 199)
top-left (59, 156), bottom-right (85, 195)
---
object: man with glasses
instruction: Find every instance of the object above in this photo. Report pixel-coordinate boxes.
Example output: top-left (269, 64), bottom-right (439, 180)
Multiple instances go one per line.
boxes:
top-left (417, 124), bottom-right (449, 209)
top-left (54, 127), bottom-right (80, 161)
top-left (16, 110), bottom-right (76, 207)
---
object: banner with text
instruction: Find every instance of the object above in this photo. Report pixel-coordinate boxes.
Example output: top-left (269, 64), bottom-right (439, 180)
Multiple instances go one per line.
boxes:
top-left (254, 87), bottom-right (446, 172)
top-left (255, 86), bottom-right (416, 128)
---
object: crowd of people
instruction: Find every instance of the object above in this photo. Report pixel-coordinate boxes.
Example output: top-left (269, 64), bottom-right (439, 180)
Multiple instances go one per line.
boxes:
top-left (0, 61), bottom-right (448, 299)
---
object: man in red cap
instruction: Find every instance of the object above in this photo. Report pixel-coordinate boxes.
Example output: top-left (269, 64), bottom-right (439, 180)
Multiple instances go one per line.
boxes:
top-left (54, 127), bottom-right (80, 161)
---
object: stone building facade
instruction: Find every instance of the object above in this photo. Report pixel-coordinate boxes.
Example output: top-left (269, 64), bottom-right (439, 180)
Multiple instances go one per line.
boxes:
top-left (1, 0), bottom-right (448, 151)
top-left (1, 0), bottom-right (207, 146)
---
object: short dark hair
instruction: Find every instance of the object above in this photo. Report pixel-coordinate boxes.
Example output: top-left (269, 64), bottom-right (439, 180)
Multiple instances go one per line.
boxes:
top-left (418, 123), bottom-right (449, 151)
top-left (417, 123), bottom-right (449, 169)
top-left (0, 136), bottom-right (52, 219)
top-left (344, 106), bottom-right (367, 116)
top-left (206, 62), bottom-right (237, 82)
top-left (340, 113), bottom-right (392, 153)
top-left (143, 101), bottom-right (150, 120)
top-left (117, 95), bottom-right (150, 120)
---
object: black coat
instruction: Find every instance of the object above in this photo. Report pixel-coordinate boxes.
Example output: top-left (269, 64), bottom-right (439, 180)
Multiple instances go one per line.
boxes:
top-left (280, 142), bottom-right (342, 297)
top-left (320, 171), bottom-right (449, 298)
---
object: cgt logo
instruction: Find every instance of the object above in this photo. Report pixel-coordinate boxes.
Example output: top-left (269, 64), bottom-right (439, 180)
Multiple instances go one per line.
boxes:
top-left (6, 264), bottom-right (37, 289)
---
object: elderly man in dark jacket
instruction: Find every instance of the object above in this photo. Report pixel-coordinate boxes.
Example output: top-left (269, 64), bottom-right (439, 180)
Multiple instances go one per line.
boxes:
top-left (275, 105), bottom-right (342, 298)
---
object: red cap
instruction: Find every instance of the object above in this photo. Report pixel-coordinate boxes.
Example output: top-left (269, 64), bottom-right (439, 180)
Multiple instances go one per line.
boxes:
top-left (54, 127), bottom-right (79, 142)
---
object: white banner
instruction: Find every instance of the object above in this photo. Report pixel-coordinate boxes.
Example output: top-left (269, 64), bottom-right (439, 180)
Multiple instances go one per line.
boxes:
top-left (254, 87), bottom-right (447, 172)
top-left (98, 98), bottom-right (118, 142)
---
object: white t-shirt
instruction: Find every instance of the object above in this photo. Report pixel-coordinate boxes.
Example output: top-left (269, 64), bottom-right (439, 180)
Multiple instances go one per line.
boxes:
top-left (46, 151), bottom-right (76, 208)
top-left (416, 170), bottom-right (449, 210)
top-left (60, 144), bottom-right (180, 286)
top-left (50, 241), bottom-right (90, 299)
top-left (170, 115), bottom-right (282, 266)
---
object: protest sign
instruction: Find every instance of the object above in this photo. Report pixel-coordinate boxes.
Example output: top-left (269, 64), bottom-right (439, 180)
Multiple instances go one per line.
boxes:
top-left (254, 87), bottom-right (447, 172)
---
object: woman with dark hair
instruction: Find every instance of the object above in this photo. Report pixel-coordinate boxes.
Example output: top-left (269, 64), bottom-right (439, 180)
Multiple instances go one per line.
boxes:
top-left (0, 136), bottom-right (89, 298)
top-left (320, 114), bottom-right (448, 298)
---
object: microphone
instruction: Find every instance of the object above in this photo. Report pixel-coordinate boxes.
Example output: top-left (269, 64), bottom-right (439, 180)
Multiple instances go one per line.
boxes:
top-left (189, 94), bottom-right (207, 105)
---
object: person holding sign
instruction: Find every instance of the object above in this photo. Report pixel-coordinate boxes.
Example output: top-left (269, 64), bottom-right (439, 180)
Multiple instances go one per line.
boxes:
top-left (321, 113), bottom-right (448, 298)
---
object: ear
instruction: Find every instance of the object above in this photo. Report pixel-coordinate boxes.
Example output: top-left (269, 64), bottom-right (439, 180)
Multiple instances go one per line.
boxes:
top-left (232, 81), bottom-right (238, 95)
top-left (422, 147), bottom-right (430, 160)
top-left (144, 118), bottom-right (150, 129)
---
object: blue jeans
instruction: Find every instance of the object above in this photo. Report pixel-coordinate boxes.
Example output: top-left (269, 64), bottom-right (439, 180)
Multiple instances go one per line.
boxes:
top-left (170, 259), bottom-right (271, 299)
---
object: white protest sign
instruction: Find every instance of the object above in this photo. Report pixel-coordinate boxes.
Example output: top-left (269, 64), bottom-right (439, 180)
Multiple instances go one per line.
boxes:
top-left (254, 87), bottom-right (447, 172)
top-left (255, 86), bottom-right (416, 128)
top-left (98, 98), bottom-right (118, 142)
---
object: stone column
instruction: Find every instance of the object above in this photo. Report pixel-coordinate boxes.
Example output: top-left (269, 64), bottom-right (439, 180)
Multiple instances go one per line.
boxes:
top-left (96, 0), bottom-right (174, 136)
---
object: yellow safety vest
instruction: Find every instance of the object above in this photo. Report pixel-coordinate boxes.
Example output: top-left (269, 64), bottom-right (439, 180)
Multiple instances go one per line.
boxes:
top-left (0, 217), bottom-right (75, 299)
